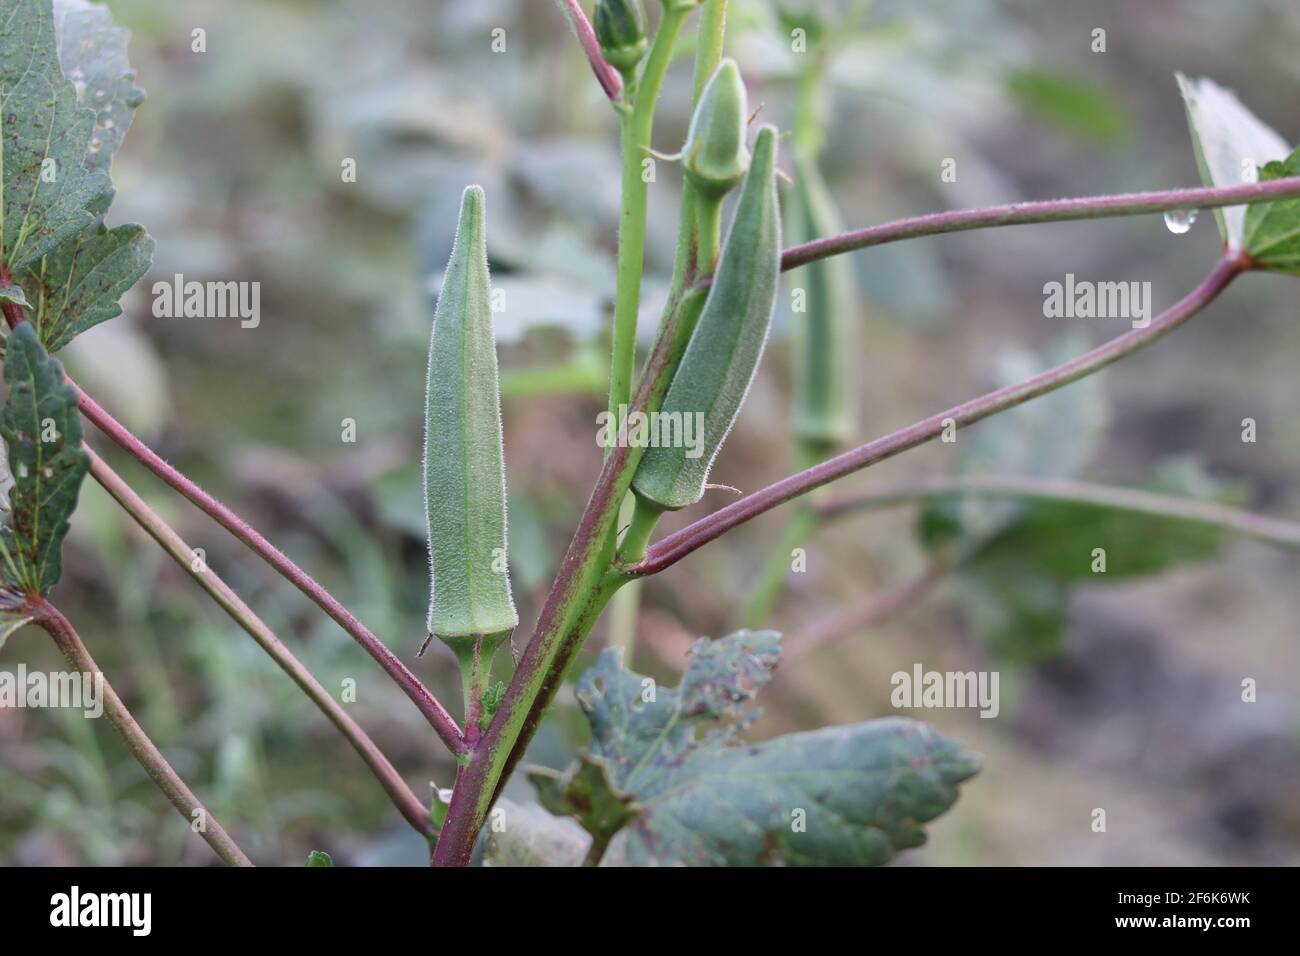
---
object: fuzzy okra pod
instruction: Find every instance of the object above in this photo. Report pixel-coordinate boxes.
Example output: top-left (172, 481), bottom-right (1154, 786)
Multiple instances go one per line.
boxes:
top-left (424, 186), bottom-right (517, 700)
top-left (789, 150), bottom-right (860, 453)
top-left (629, 125), bottom-right (782, 520)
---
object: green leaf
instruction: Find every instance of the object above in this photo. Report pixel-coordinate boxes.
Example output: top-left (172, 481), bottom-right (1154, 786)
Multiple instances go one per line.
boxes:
top-left (933, 459), bottom-right (1232, 663)
top-left (1006, 68), bottom-right (1132, 145)
top-left (0, 0), bottom-right (153, 354)
top-left (21, 222), bottom-right (154, 352)
top-left (1242, 147), bottom-right (1300, 273)
top-left (1176, 74), bottom-right (1291, 250)
top-left (305, 850), bottom-right (334, 867)
top-left (0, 0), bottom-right (114, 272)
top-left (528, 755), bottom-right (640, 849)
top-left (535, 631), bottom-right (980, 866)
top-left (0, 323), bottom-right (90, 596)
top-left (54, 0), bottom-right (147, 178)
top-left (480, 798), bottom-right (591, 867)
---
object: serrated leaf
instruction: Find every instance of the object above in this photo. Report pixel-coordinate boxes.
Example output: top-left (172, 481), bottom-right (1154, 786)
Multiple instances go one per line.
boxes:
top-left (0, 0), bottom-right (153, 354)
top-left (0, 323), bottom-right (90, 596)
top-left (54, 0), bottom-right (146, 177)
top-left (0, 0), bottom-right (114, 271)
top-left (537, 631), bottom-right (979, 866)
top-left (305, 850), bottom-right (334, 867)
top-left (21, 221), bottom-right (154, 352)
top-left (1242, 147), bottom-right (1300, 273)
top-left (527, 754), bottom-right (639, 848)
top-left (1176, 74), bottom-right (1291, 250)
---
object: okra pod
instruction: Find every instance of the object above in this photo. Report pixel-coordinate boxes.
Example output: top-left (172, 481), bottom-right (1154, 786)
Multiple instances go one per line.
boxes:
top-left (631, 125), bottom-right (781, 512)
top-left (424, 186), bottom-right (517, 668)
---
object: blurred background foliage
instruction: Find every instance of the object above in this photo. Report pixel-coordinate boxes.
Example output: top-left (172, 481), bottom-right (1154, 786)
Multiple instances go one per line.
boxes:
top-left (3, 0), bottom-right (1300, 865)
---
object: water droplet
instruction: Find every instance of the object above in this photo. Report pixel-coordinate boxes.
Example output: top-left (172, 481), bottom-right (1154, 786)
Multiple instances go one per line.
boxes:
top-left (1163, 208), bottom-right (1198, 235)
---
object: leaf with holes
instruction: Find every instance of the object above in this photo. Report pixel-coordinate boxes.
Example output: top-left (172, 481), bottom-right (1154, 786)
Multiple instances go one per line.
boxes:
top-left (532, 630), bottom-right (980, 866)
top-left (0, 323), bottom-right (90, 596)
top-left (5, 0), bottom-right (154, 354)
top-left (0, 0), bottom-right (113, 273)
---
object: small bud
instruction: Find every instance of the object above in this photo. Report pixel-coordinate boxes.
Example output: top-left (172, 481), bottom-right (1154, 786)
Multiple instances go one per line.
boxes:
top-left (681, 59), bottom-right (750, 200)
top-left (594, 0), bottom-right (647, 73)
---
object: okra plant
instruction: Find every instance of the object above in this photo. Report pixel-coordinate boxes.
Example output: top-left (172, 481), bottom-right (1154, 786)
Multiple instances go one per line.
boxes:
top-left (3, 0), bottom-right (1300, 867)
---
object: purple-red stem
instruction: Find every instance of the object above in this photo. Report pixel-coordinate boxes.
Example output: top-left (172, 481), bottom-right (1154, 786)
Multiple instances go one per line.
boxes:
top-left (0, 297), bottom-right (465, 757)
top-left (626, 253), bottom-right (1249, 576)
top-left (557, 0), bottom-right (623, 102)
top-left (780, 177), bottom-right (1300, 272)
top-left (25, 596), bottom-right (254, 866)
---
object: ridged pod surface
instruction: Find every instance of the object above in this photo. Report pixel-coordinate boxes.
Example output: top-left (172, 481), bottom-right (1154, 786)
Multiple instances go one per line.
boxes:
top-left (789, 150), bottom-right (860, 450)
top-left (424, 186), bottom-right (517, 649)
top-left (632, 125), bottom-right (781, 510)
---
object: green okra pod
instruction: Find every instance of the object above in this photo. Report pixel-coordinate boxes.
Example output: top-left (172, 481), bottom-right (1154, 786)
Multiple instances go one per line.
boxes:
top-left (630, 125), bottom-right (781, 512)
top-left (424, 186), bottom-right (517, 675)
top-left (789, 149), bottom-right (860, 452)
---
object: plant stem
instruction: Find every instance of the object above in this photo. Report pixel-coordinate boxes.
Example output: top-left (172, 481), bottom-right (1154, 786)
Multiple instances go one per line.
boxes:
top-left (626, 253), bottom-right (1248, 576)
top-left (782, 561), bottom-right (948, 661)
top-left (24, 596), bottom-right (254, 866)
top-left (695, 192), bottom-right (723, 273)
top-left (617, 494), bottom-right (664, 563)
top-left (608, 2), bottom-right (689, 424)
top-left (668, 0), bottom-right (730, 299)
top-left (555, 0), bottom-right (623, 102)
top-left (431, 279), bottom-right (708, 865)
top-left (815, 474), bottom-right (1300, 548)
top-left (780, 177), bottom-right (1300, 272)
top-left (84, 446), bottom-right (434, 836)
top-left (68, 377), bottom-right (466, 756)
top-left (739, 506), bottom-right (815, 628)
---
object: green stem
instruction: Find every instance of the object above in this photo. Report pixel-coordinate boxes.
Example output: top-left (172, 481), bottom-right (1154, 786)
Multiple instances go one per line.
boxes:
top-left (739, 506), bottom-right (815, 628)
top-left (695, 192), bottom-right (723, 274)
top-left (668, 0), bottom-right (730, 300)
top-left (430, 2), bottom-right (730, 866)
top-left (25, 596), bottom-right (254, 866)
top-left (617, 494), bottom-right (666, 564)
top-left (608, 3), bottom-right (689, 425)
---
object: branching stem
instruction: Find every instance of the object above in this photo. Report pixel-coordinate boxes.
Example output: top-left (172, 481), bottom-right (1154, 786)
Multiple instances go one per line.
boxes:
top-left (85, 446), bottom-right (433, 835)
